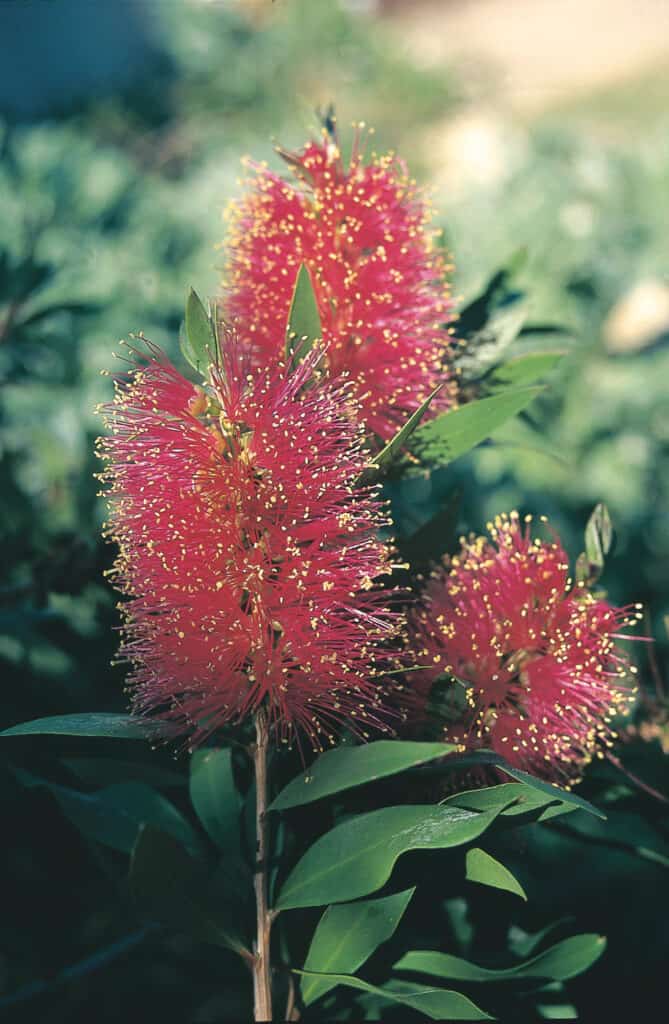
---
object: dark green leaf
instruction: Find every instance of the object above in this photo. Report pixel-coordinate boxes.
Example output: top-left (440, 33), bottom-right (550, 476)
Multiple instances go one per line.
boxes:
top-left (399, 489), bottom-right (462, 570)
top-left (189, 747), bottom-right (241, 854)
top-left (276, 804), bottom-right (509, 909)
top-left (62, 757), bottom-right (185, 789)
top-left (394, 933), bottom-right (606, 983)
top-left (271, 740), bottom-right (458, 812)
top-left (92, 782), bottom-right (202, 856)
top-left (293, 971), bottom-right (491, 1020)
top-left (14, 771), bottom-right (200, 855)
top-left (0, 713), bottom-right (165, 740)
top-left (302, 888), bottom-right (415, 1005)
top-left (182, 287), bottom-right (217, 374)
top-left (285, 264), bottom-right (322, 366)
top-left (465, 847), bottom-right (527, 900)
top-left (488, 351), bottom-right (565, 390)
top-left (408, 388), bottom-right (543, 467)
top-left (130, 826), bottom-right (247, 955)
top-left (456, 255), bottom-right (527, 337)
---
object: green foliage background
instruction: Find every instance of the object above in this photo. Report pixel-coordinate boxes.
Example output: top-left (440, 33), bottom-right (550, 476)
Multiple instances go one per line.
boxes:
top-left (1, 1), bottom-right (667, 1020)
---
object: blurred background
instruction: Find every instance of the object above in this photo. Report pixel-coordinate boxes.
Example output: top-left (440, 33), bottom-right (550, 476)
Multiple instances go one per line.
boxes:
top-left (1, 1), bottom-right (667, 1020)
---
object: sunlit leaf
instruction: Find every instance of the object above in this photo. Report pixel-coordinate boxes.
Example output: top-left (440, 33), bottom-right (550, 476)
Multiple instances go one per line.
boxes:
top-left (285, 263), bottom-right (322, 366)
top-left (182, 287), bottom-right (217, 374)
top-left (439, 752), bottom-right (605, 819)
top-left (364, 384), bottom-right (444, 477)
top-left (276, 803), bottom-right (510, 909)
top-left (465, 847), bottom-right (527, 900)
top-left (408, 388), bottom-right (543, 467)
top-left (271, 740), bottom-right (458, 812)
top-left (487, 351), bottom-right (565, 390)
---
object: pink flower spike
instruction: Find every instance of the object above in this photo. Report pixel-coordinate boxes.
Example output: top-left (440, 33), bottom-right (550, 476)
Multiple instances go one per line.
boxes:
top-left (222, 130), bottom-right (456, 442)
top-left (409, 511), bottom-right (641, 785)
top-left (97, 333), bottom-right (404, 750)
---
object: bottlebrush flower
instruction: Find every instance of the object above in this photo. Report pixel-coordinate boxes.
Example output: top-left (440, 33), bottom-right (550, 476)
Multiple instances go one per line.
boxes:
top-left (409, 512), bottom-right (639, 784)
top-left (222, 131), bottom-right (455, 441)
top-left (97, 335), bottom-right (404, 749)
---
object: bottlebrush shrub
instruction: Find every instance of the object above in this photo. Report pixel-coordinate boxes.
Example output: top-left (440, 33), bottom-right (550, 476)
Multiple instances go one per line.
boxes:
top-left (96, 332), bottom-right (404, 749)
top-left (409, 511), bottom-right (641, 785)
top-left (221, 128), bottom-right (456, 441)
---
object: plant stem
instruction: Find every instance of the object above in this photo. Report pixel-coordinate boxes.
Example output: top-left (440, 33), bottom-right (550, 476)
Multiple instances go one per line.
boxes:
top-left (252, 709), bottom-right (273, 1021)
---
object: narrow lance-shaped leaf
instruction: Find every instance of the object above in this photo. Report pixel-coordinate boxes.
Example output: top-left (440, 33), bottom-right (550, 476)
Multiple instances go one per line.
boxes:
top-left (285, 263), bottom-right (322, 366)
top-left (465, 847), bottom-right (527, 901)
top-left (271, 740), bottom-right (459, 812)
top-left (576, 502), bottom-right (613, 585)
top-left (443, 781), bottom-right (561, 819)
top-left (276, 803), bottom-right (511, 910)
top-left (438, 751), bottom-right (606, 819)
top-left (408, 387), bottom-right (543, 467)
top-left (182, 287), bottom-right (218, 374)
top-left (302, 888), bottom-right (415, 1006)
top-left (487, 351), bottom-right (565, 391)
top-left (364, 383), bottom-right (444, 477)
top-left (0, 713), bottom-right (167, 740)
top-left (394, 933), bottom-right (607, 984)
top-left (293, 971), bottom-right (492, 1021)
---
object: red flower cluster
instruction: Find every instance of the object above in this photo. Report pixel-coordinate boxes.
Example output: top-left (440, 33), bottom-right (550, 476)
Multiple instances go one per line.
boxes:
top-left (222, 133), bottom-right (455, 441)
top-left (409, 512), bottom-right (639, 784)
top-left (97, 337), bottom-right (403, 749)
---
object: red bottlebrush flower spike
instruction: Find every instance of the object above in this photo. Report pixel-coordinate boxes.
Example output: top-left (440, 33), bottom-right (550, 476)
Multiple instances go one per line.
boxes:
top-left (409, 512), bottom-right (640, 785)
top-left (222, 131), bottom-right (456, 441)
top-left (97, 335), bottom-right (404, 749)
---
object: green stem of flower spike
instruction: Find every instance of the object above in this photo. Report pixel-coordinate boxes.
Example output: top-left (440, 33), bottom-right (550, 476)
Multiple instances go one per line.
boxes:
top-left (252, 709), bottom-right (273, 1021)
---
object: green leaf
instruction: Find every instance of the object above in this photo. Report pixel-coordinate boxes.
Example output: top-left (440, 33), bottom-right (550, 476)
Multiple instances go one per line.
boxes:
top-left (499, 766), bottom-right (605, 820)
top-left (293, 971), bottom-right (491, 1021)
top-left (576, 503), bottom-right (613, 585)
top-left (271, 740), bottom-right (458, 812)
top-left (366, 384), bottom-right (444, 476)
top-left (130, 826), bottom-right (247, 955)
top-left (440, 753), bottom-right (606, 819)
top-left (62, 757), bottom-right (185, 789)
top-left (276, 803), bottom-right (510, 909)
top-left (15, 772), bottom-right (201, 856)
top-left (408, 388), bottom-right (543, 467)
top-left (585, 503), bottom-right (613, 565)
top-left (457, 258), bottom-right (526, 338)
top-left (189, 747), bottom-right (241, 854)
top-left (182, 287), bottom-right (217, 374)
top-left (558, 808), bottom-right (669, 869)
top-left (488, 351), bottom-right (565, 390)
top-left (465, 848), bottom-right (527, 901)
top-left (443, 782), bottom-right (563, 819)
top-left (0, 712), bottom-right (164, 740)
top-left (92, 782), bottom-right (202, 856)
top-left (302, 888), bottom-right (415, 1006)
top-left (285, 264), bottom-right (322, 366)
top-left (394, 933), bottom-right (606, 984)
